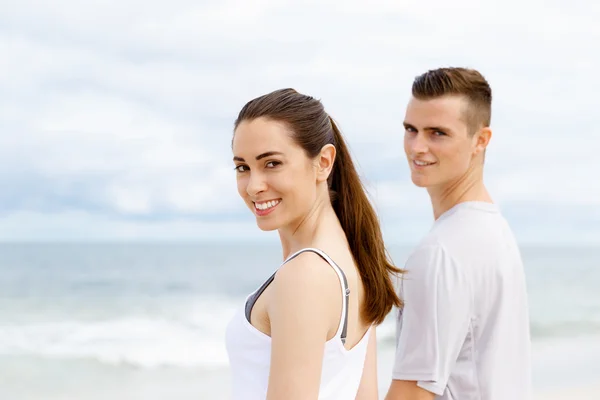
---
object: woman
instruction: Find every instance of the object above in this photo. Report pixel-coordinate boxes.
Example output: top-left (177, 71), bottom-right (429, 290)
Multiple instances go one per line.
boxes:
top-left (225, 88), bottom-right (402, 399)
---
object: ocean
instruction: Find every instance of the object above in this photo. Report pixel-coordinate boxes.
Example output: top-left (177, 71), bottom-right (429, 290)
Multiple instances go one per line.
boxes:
top-left (1, 243), bottom-right (599, 399)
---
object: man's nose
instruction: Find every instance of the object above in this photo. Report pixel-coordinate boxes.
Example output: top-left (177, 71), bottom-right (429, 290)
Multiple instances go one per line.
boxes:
top-left (408, 132), bottom-right (429, 154)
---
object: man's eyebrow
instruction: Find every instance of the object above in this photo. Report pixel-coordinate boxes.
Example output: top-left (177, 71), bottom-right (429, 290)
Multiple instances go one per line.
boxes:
top-left (403, 122), bottom-right (454, 133)
top-left (424, 125), bottom-right (453, 133)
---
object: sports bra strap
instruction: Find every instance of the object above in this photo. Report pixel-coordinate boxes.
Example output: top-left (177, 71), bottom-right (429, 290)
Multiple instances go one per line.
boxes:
top-left (245, 247), bottom-right (350, 344)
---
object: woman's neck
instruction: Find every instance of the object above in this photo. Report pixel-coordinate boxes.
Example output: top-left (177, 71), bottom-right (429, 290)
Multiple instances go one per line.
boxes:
top-left (278, 200), bottom-right (340, 260)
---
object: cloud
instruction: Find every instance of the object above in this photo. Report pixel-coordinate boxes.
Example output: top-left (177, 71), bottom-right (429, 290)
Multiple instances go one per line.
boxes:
top-left (0, 0), bottom-right (598, 242)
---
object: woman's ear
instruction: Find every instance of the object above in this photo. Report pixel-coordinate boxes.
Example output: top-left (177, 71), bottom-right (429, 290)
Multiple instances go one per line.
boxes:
top-left (316, 144), bottom-right (336, 183)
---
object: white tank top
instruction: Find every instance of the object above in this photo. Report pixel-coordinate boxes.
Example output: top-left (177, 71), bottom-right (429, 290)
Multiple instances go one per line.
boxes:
top-left (225, 248), bottom-right (372, 400)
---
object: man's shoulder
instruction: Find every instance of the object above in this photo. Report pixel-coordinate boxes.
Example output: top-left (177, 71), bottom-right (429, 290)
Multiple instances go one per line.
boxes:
top-left (404, 236), bottom-right (455, 274)
top-left (416, 204), bottom-right (523, 276)
top-left (433, 204), bottom-right (516, 248)
top-left (434, 203), bottom-right (504, 233)
top-left (406, 214), bottom-right (515, 269)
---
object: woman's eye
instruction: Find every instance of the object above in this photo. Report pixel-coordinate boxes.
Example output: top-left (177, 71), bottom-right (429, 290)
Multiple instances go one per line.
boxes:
top-left (433, 131), bottom-right (446, 136)
top-left (265, 161), bottom-right (281, 168)
top-left (234, 165), bottom-right (248, 172)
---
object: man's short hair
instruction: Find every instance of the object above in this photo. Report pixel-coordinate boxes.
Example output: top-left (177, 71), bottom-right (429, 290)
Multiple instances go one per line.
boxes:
top-left (412, 67), bottom-right (492, 134)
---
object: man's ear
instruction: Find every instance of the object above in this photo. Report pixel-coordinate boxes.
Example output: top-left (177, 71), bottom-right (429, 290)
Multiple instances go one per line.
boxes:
top-left (316, 144), bottom-right (336, 183)
top-left (473, 127), bottom-right (492, 156)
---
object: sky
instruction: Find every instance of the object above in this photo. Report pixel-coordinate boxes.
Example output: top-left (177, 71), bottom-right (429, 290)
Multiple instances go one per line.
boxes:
top-left (1, 0), bottom-right (599, 244)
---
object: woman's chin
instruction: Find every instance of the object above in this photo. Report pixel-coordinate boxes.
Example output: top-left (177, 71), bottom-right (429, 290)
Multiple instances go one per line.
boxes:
top-left (256, 220), bottom-right (279, 232)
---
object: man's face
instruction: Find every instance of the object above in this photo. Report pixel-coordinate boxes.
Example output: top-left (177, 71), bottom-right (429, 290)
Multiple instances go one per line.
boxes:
top-left (403, 95), bottom-right (483, 189)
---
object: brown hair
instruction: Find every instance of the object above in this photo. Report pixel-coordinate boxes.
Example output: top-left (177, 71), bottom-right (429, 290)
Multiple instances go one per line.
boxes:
top-left (233, 88), bottom-right (402, 325)
top-left (412, 67), bottom-right (492, 134)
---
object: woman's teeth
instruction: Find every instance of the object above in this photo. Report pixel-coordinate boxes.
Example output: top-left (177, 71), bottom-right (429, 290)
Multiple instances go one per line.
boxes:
top-left (255, 200), bottom-right (280, 210)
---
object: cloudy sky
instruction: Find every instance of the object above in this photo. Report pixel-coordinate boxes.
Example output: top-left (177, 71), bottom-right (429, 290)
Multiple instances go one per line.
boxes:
top-left (1, 0), bottom-right (598, 244)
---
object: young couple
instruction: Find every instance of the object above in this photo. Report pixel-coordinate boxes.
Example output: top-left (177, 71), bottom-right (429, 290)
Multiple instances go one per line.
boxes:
top-left (225, 67), bottom-right (532, 400)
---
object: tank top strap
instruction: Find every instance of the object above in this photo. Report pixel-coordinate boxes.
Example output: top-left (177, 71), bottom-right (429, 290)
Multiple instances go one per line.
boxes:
top-left (283, 248), bottom-right (350, 344)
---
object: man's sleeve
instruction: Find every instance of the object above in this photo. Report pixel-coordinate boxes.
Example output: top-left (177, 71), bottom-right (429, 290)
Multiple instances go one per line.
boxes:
top-left (392, 243), bottom-right (472, 396)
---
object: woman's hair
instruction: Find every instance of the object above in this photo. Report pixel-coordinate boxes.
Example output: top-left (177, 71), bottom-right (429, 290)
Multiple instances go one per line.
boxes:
top-left (233, 88), bottom-right (402, 324)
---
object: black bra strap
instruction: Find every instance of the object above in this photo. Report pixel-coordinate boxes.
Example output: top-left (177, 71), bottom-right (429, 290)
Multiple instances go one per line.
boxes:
top-left (244, 248), bottom-right (350, 344)
top-left (245, 271), bottom-right (275, 323)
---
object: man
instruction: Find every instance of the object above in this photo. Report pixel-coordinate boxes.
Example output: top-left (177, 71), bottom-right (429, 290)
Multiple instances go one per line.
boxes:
top-left (385, 68), bottom-right (532, 400)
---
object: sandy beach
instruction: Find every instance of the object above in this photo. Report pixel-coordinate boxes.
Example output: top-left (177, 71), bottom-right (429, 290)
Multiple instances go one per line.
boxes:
top-left (534, 385), bottom-right (600, 400)
top-left (2, 244), bottom-right (598, 400)
top-left (376, 340), bottom-right (600, 400)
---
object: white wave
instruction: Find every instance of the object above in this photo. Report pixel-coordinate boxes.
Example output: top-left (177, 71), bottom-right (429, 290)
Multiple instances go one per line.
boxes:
top-left (0, 296), bottom-right (241, 369)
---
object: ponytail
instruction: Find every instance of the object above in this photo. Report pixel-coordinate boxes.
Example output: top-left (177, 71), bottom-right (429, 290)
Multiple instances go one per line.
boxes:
top-left (328, 116), bottom-right (403, 325)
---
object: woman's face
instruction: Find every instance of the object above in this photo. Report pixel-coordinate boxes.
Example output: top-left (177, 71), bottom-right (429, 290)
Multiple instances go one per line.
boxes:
top-left (232, 117), bottom-right (320, 232)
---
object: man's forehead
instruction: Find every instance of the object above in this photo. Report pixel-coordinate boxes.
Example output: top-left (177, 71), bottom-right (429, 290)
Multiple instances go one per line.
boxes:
top-left (405, 96), bottom-right (467, 124)
top-left (408, 95), bottom-right (466, 111)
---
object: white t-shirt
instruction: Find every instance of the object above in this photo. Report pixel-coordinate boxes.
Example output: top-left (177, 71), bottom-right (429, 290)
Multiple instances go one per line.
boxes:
top-left (392, 201), bottom-right (532, 400)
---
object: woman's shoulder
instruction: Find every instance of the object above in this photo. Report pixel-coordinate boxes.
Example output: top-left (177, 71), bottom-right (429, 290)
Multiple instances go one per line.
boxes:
top-left (271, 249), bottom-right (347, 308)
top-left (275, 249), bottom-right (340, 292)
top-left (266, 250), bottom-right (344, 330)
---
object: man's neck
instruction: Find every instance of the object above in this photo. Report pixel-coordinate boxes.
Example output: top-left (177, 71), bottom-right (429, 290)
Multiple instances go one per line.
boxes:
top-left (427, 169), bottom-right (493, 220)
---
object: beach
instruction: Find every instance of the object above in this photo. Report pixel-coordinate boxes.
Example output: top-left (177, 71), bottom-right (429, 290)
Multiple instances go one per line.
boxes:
top-left (376, 335), bottom-right (600, 400)
top-left (2, 337), bottom-right (597, 400)
top-left (1, 243), bottom-right (599, 399)
top-left (535, 386), bottom-right (600, 400)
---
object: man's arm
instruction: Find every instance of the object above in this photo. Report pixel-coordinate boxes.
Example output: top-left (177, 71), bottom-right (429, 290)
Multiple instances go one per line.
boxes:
top-left (387, 243), bottom-right (472, 399)
top-left (385, 380), bottom-right (435, 400)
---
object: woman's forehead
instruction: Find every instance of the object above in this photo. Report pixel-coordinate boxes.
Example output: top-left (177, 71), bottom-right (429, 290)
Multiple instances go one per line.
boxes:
top-left (233, 119), bottom-right (299, 158)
